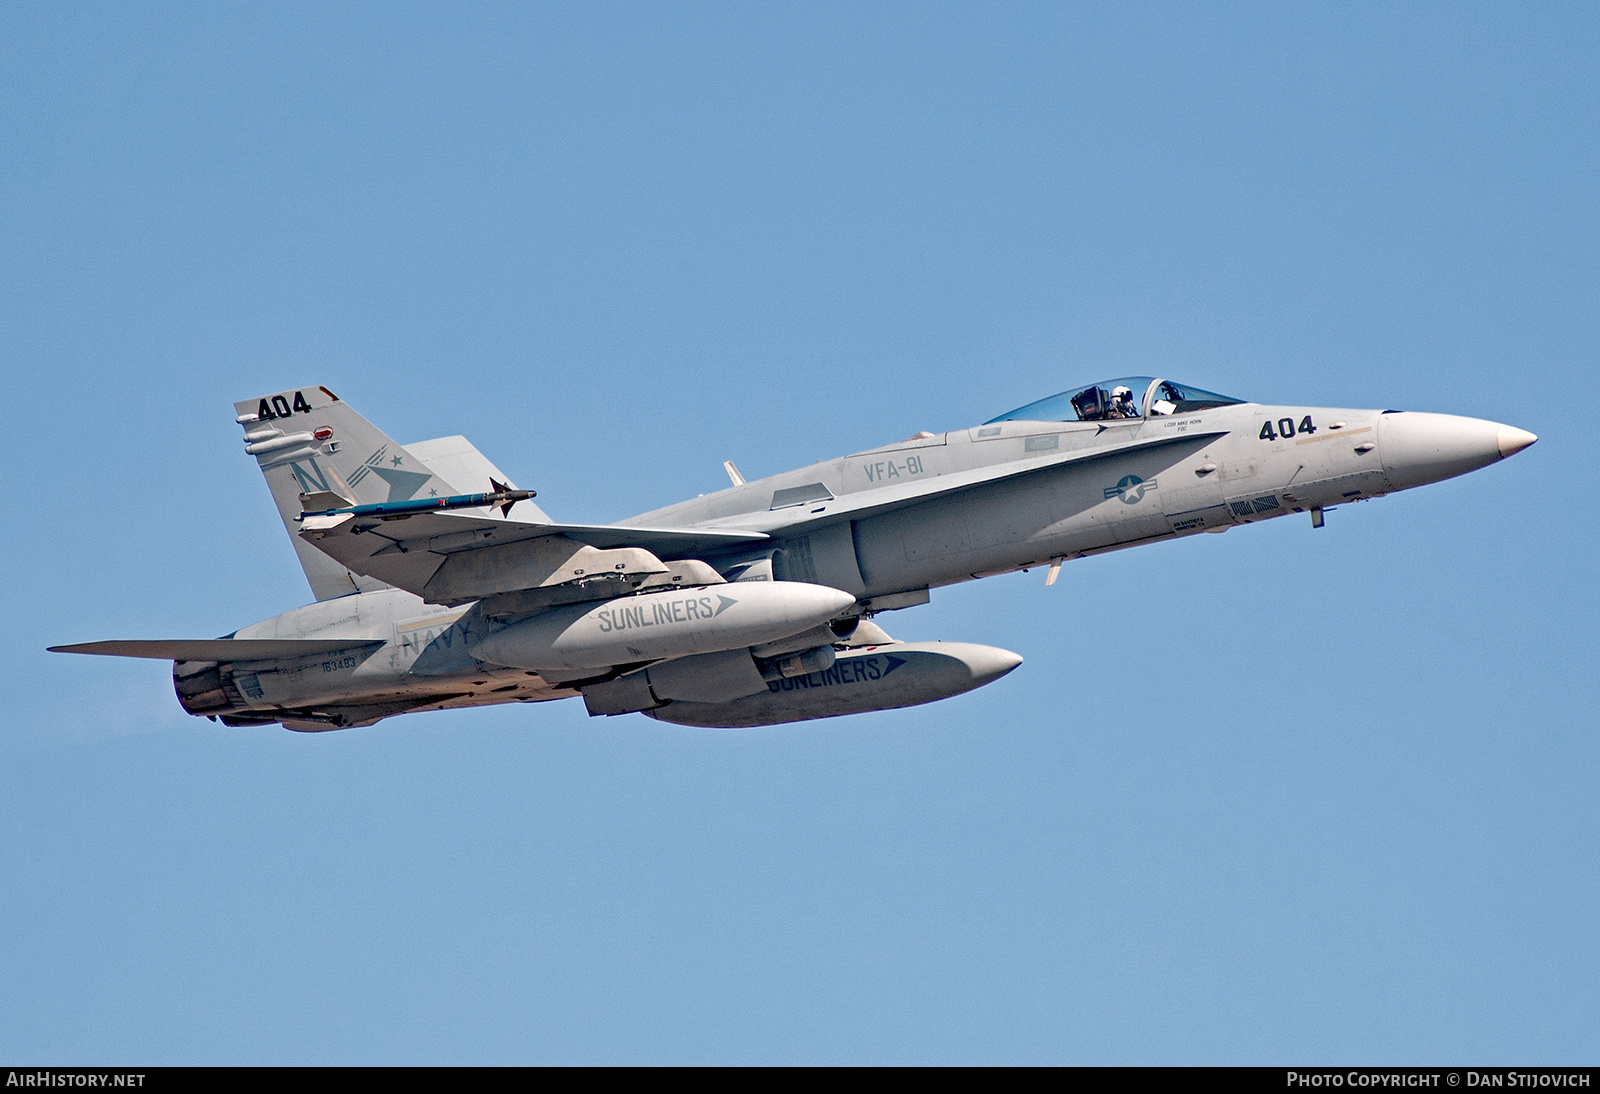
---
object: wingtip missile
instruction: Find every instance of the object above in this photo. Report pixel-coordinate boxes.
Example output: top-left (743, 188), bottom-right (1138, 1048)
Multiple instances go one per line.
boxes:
top-left (298, 481), bottom-right (536, 522)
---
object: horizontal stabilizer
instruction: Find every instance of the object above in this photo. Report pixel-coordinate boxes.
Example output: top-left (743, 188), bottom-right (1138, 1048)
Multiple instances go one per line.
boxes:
top-left (49, 638), bottom-right (385, 662)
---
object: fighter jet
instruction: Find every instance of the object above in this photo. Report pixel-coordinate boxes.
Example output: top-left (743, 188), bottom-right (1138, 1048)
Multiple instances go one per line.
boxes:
top-left (52, 378), bottom-right (1536, 731)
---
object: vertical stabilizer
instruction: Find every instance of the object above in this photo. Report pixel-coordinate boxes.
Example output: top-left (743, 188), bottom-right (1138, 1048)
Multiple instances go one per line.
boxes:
top-left (234, 386), bottom-right (535, 601)
top-left (404, 436), bottom-right (552, 524)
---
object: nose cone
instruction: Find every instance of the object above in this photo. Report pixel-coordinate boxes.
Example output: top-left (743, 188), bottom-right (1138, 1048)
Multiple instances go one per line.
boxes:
top-left (1379, 412), bottom-right (1535, 492)
top-left (1498, 425), bottom-right (1538, 459)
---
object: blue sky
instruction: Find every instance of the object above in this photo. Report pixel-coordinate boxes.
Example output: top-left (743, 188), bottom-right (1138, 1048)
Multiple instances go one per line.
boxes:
top-left (2, 2), bottom-right (1595, 1063)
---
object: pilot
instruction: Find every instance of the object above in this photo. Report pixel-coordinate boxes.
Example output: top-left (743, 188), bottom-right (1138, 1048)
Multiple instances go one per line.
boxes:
top-left (1108, 385), bottom-right (1138, 419)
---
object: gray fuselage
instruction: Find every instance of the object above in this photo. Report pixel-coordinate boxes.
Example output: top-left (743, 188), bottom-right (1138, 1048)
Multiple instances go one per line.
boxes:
top-left (199, 392), bottom-right (1526, 729)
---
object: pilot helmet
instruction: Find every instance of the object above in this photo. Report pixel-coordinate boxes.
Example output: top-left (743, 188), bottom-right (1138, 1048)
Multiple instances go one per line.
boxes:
top-left (1111, 385), bottom-right (1132, 400)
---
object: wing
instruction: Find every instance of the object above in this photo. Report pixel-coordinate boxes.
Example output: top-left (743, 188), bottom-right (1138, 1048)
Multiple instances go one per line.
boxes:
top-left (299, 511), bottom-right (767, 605)
top-left (50, 639), bottom-right (385, 661)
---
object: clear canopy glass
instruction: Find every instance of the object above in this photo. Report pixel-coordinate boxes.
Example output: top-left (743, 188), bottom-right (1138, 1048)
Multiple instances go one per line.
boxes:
top-left (985, 377), bottom-right (1244, 424)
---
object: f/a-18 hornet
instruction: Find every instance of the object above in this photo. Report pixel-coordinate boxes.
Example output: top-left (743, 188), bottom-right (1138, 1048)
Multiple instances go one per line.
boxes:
top-left (54, 378), bottom-right (1535, 731)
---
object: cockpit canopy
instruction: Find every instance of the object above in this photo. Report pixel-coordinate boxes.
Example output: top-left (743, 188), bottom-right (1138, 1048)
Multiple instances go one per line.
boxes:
top-left (985, 377), bottom-right (1244, 424)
